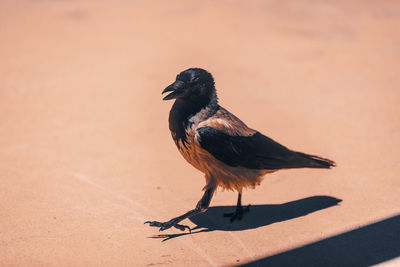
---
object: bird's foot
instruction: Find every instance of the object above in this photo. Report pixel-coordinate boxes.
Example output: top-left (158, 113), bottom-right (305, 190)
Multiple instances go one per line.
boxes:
top-left (224, 204), bottom-right (251, 222)
top-left (144, 220), bottom-right (191, 232)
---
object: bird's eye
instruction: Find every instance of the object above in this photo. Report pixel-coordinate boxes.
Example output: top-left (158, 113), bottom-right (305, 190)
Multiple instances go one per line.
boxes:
top-left (191, 77), bottom-right (200, 83)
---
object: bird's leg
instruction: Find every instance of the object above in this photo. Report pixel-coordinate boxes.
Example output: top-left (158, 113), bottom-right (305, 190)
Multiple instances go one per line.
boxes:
top-left (224, 193), bottom-right (250, 222)
top-left (145, 186), bottom-right (215, 232)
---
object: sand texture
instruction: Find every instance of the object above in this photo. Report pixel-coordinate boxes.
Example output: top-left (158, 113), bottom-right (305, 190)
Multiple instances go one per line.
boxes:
top-left (1, 1), bottom-right (399, 266)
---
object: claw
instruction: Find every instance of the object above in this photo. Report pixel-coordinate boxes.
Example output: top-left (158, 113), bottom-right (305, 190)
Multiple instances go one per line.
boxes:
top-left (144, 220), bottom-right (191, 232)
top-left (144, 221), bottom-right (162, 227)
top-left (174, 223), bottom-right (191, 233)
top-left (224, 204), bottom-right (251, 222)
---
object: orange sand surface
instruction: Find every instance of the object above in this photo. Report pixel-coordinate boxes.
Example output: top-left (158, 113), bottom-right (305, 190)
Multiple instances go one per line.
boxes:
top-left (1, 1), bottom-right (399, 266)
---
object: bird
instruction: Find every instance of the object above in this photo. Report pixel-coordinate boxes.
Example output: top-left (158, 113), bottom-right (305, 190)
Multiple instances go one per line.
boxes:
top-left (145, 68), bottom-right (335, 232)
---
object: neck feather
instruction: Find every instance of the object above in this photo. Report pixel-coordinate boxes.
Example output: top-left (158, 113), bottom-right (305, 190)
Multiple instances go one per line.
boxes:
top-left (168, 91), bottom-right (218, 148)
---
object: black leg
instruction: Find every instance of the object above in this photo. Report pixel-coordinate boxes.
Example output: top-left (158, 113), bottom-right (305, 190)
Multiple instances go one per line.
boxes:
top-left (224, 193), bottom-right (250, 222)
top-left (145, 186), bottom-right (215, 232)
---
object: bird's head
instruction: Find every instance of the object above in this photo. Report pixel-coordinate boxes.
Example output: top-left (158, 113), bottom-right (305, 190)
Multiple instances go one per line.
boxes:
top-left (162, 68), bottom-right (216, 104)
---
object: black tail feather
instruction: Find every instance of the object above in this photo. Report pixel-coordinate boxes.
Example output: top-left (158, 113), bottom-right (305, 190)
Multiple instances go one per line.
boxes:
top-left (295, 152), bottom-right (336, 168)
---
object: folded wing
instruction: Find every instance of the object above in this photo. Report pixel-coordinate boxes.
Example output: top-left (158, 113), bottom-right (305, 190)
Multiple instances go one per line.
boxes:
top-left (196, 127), bottom-right (335, 170)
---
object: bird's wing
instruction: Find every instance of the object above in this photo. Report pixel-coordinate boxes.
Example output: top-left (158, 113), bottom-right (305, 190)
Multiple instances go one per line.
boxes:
top-left (196, 127), bottom-right (302, 169)
top-left (196, 108), bottom-right (334, 169)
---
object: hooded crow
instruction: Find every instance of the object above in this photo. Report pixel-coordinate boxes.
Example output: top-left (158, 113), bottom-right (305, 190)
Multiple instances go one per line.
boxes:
top-left (145, 68), bottom-right (335, 232)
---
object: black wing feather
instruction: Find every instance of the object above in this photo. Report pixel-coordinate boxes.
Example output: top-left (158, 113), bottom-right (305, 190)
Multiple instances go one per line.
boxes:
top-left (197, 127), bottom-right (334, 170)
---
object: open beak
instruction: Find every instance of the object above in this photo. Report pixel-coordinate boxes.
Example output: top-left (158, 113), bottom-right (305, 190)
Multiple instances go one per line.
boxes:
top-left (162, 81), bottom-right (184, 100)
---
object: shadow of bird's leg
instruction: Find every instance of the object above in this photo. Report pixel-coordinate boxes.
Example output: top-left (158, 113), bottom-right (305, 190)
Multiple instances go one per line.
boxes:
top-left (224, 193), bottom-right (250, 222)
top-left (145, 186), bottom-right (216, 232)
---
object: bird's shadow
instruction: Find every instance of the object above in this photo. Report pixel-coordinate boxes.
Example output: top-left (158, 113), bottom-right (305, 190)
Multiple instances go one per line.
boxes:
top-left (150, 195), bottom-right (342, 242)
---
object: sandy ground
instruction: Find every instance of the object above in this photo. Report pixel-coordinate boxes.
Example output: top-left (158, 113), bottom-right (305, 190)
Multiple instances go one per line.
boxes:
top-left (1, 0), bottom-right (399, 266)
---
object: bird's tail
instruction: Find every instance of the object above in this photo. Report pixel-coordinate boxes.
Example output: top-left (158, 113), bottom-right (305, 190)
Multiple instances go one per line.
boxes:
top-left (295, 152), bottom-right (336, 168)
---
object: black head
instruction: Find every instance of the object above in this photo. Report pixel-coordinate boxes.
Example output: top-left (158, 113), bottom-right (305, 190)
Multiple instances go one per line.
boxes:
top-left (162, 68), bottom-right (216, 104)
top-left (163, 68), bottom-right (219, 148)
